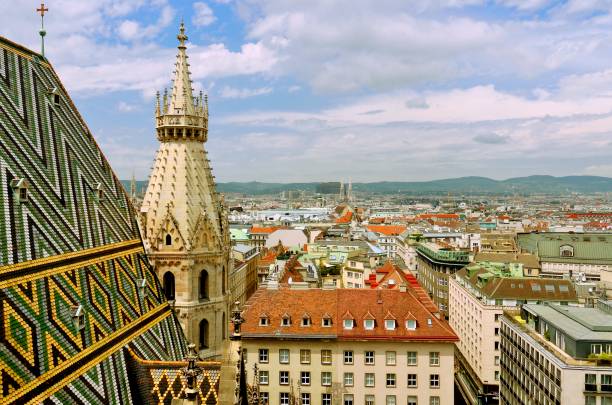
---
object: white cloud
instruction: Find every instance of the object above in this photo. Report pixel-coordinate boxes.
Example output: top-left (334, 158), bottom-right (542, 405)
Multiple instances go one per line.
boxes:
top-left (219, 86), bottom-right (272, 98)
top-left (193, 2), bottom-right (216, 27)
top-left (117, 101), bottom-right (138, 112)
top-left (584, 164), bottom-right (612, 177)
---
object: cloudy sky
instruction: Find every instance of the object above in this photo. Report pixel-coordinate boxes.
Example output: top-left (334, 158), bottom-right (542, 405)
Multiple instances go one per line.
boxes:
top-left (3, 0), bottom-right (612, 182)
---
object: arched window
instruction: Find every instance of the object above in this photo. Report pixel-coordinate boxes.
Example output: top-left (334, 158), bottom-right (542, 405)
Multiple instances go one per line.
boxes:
top-left (560, 245), bottom-right (574, 257)
top-left (163, 272), bottom-right (175, 300)
top-left (199, 319), bottom-right (209, 349)
top-left (222, 266), bottom-right (226, 294)
top-left (199, 270), bottom-right (209, 300)
top-left (165, 234), bottom-right (172, 246)
top-left (222, 312), bottom-right (227, 340)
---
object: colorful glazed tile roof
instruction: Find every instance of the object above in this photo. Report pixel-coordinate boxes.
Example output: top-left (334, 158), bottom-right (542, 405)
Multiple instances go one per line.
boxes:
top-left (0, 36), bottom-right (221, 404)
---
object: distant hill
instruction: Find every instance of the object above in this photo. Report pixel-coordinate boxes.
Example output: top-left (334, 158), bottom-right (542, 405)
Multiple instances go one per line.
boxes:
top-left (120, 176), bottom-right (612, 196)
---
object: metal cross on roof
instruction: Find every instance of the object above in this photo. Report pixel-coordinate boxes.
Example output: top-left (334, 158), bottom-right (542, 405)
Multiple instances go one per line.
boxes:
top-left (37, 2), bottom-right (49, 17)
top-left (36, 1), bottom-right (49, 57)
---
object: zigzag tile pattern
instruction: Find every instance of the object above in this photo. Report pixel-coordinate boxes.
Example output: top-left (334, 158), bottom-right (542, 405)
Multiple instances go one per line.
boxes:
top-left (0, 37), bottom-right (219, 404)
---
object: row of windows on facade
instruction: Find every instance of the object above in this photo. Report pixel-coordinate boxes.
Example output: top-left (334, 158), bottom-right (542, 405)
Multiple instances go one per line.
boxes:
top-left (260, 315), bottom-right (427, 331)
top-left (255, 349), bottom-right (440, 366)
top-left (260, 392), bottom-right (441, 405)
top-left (258, 369), bottom-right (442, 389)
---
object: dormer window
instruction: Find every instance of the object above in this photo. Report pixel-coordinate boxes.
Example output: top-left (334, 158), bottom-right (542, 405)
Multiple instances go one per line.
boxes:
top-left (406, 319), bottom-right (417, 331)
top-left (427, 318), bottom-right (433, 327)
top-left (364, 319), bottom-right (375, 330)
top-left (259, 317), bottom-right (269, 326)
top-left (281, 314), bottom-right (291, 326)
top-left (385, 319), bottom-right (396, 330)
top-left (301, 314), bottom-right (311, 327)
top-left (560, 245), bottom-right (574, 257)
top-left (10, 178), bottom-right (29, 203)
top-left (343, 319), bottom-right (354, 330)
top-left (71, 305), bottom-right (85, 331)
top-left (92, 182), bottom-right (103, 202)
top-left (48, 87), bottom-right (61, 106)
top-left (137, 278), bottom-right (147, 297)
top-left (322, 315), bottom-right (332, 327)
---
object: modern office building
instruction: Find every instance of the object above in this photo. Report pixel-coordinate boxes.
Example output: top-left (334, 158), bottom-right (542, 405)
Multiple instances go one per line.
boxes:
top-left (450, 261), bottom-right (577, 404)
top-left (501, 301), bottom-right (612, 405)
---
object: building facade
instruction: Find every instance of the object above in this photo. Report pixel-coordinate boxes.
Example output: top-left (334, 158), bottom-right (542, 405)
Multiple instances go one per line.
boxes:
top-left (416, 242), bottom-right (470, 316)
top-left (242, 287), bottom-right (458, 405)
top-left (501, 302), bottom-right (612, 405)
top-left (517, 232), bottom-right (612, 281)
top-left (449, 261), bottom-right (577, 404)
top-left (231, 244), bottom-right (260, 306)
top-left (140, 23), bottom-right (230, 358)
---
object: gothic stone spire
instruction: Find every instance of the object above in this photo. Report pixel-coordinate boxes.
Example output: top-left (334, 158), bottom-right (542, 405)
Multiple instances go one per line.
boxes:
top-left (156, 22), bottom-right (208, 142)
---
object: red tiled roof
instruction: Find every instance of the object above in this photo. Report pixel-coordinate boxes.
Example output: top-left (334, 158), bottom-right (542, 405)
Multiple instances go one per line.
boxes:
top-left (242, 288), bottom-right (457, 341)
top-left (567, 212), bottom-right (612, 219)
top-left (250, 226), bottom-right (282, 234)
top-left (336, 211), bottom-right (353, 224)
top-left (366, 225), bottom-right (406, 236)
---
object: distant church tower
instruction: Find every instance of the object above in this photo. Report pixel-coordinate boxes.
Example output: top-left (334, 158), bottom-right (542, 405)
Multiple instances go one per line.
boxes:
top-left (140, 22), bottom-right (231, 359)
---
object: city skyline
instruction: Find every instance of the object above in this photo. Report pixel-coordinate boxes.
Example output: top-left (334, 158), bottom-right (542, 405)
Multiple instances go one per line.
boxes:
top-left (3, 0), bottom-right (612, 182)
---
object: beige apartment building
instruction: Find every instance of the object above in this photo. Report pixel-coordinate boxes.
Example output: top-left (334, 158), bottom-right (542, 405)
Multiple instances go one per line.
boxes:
top-left (241, 286), bottom-right (458, 405)
top-left (449, 260), bottom-right (577, 404)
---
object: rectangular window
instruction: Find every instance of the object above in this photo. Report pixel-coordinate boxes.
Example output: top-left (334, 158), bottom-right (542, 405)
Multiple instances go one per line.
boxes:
top-left (259, 349), bottom-right (269, 363)
top-left (344, 319), bottom-right (354, 329)
top-left (364, 319), bottom-right (375, 330)
top-left (407, 396), bottom-right (417, 405)
top-left (301, 393), bottom-right (311, 405)
top-left (322, 394), bottom-right (332, 405)
top-left (407, 351), bottom-right (417, 366)
top-left (280, 392), bottom-right (290, 405)
top-left (301, 371), bottom-right (311, 386)
top-left (585, 374), bottom-right (597, 391)
top-left (495, 356), bottom-right (500, 366)
top-left (384, 351), bottom-right (396, 366)
top-left (585, 396), bottom-right (596, 405)
top-left (385, 319), bottom-right (396, 330)
top-left (279, 349), bottom-right (290, 364)
top-left (365, 351), bottom-right (375, 365)
top-left (261, 392), bottom-right (269, 405)
top-left (300, 349), bottom-right (311, 364)
top-left (321, 372), bottom-right (332, 386)
top-left (259, 370), bottom-right (269, 385)
top-left (592, 344), bottom-right (603, 355)
top-left (429, 352), bottom-right (440, 366)
top-left (279, 371), bottom-right (289, 385)
top-left (386, 395), bottom-right (396, 405)
top-left (430, 374), bottom-right (440, 388)
top-left (406, 319), bottom-right (417, 330)
top-left (430, 397), bottom-right (440, 405)
top-left (344, 350), bottom-right (354, 364)
top-left (407, 374), bottom-right (417, 387)
top-left (365, 395), bottom-right (375, 405)
top-left (386, 373), bottom-right (396, 387)
top-left (365, 373), bottom-right (375, 387)
top-left (321, 349), bottom-right (332, 365)
top-left (602, 374), bottom-right (612, 392)
top-left (344, 372), bottom-right (354, 387)
top-left (344, 394), bottom-right (354, 405)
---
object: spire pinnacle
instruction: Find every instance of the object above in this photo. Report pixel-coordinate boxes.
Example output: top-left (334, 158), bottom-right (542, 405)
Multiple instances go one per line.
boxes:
top-left (168, 22), bottom-right (194, 115)
top-left (36, 1), bottom-right (49, 57)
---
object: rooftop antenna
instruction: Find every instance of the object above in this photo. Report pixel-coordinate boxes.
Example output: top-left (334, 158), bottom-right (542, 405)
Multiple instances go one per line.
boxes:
top-left (36, 1), bottom-right (49, 57)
